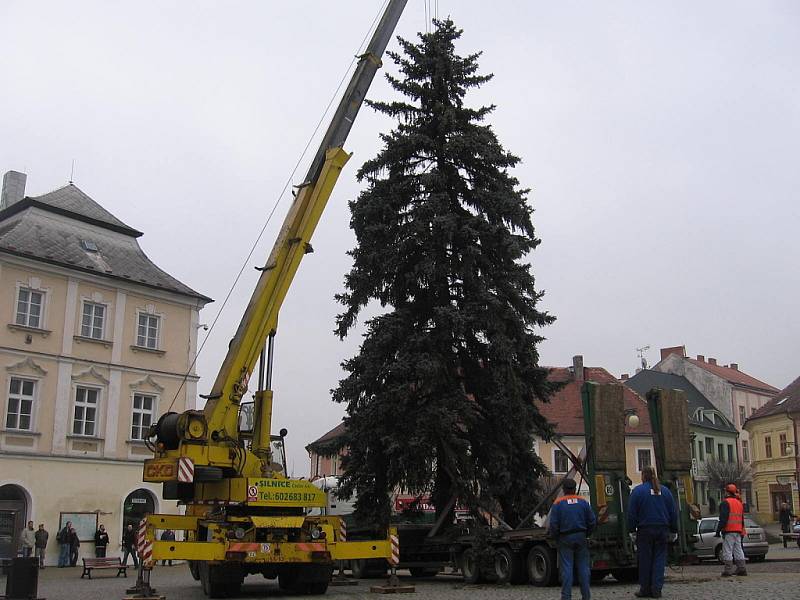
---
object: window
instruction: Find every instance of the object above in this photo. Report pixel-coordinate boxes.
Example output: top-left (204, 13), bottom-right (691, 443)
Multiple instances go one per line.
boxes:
top-left (780, 433), bottom-right (789, 456)
top-left (705, 437), bottom-right (714, 455)
top-left (15, 288), bottom-right (43, 328)
top-left (751, 407), bottom-right (756, 416)
top-left (699, 519), bottom-right (716, 534)
top-left (765, 436), bottom-right (772, 459)
top-left (697, 440), bottom-right (704, 462)
top-left (80, 302), bottom-right (106, 339)
top-left (742, 440), bottom-right (749, 462)
top-left (739, 406), bottom-right (746, 427)
top-left (637, 448), bottom-right (652, 471)
top-left (131, 393), bottom-right (155, 440)
top-left (553, 449), bottom-right (569, 473)
top-left (717, 443), bottom-right (725, 461)
top-left (137, 313), bottom-right (160, 349)
top-left (73, 387), bottom-right (99, 436)
top-left (6, 377), bottom-right (35, 430)
top-left (727, 444), bottom-right (734, 463)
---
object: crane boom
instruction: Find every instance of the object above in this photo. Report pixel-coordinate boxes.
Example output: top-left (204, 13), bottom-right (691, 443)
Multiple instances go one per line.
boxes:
top-left (203, 0), bottom-right (408, 439)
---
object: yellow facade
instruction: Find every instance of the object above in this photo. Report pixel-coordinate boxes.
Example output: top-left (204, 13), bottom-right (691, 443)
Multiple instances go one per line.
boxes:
top-left (744, 413), bottom-right (799, 522)
top-left (0, 217), bottom-right (208, 563)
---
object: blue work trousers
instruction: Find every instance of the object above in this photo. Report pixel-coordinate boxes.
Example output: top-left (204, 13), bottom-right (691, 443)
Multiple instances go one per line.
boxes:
top-left (636, 526), bottom-right (668, 595)
top-left (557, 532), bottom-right (591, 600)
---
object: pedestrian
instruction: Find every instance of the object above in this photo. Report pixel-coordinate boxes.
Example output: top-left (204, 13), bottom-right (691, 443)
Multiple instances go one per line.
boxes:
top-left (94, 524), bottom-right (110, 557)
top-left (778, 502), bottom-right (795, 538)
top-left (716, 483), bottom-right (747, 577)
top-left (160, 529), bottom-right (176, 566)
top-left (548, 477), bottom-right (596, 600)
top-left (34, 524), bottom-right (48, 568)
top-left (20, 521), bottom-right (35, 558)
top-left (57, 520), bottom-right (72, 567)
top-left (121, 523), bottom-right (139, 567)
top-left (627, 466), bottom-right (677, 599)
top-left (68, 526), bottom-right (80, 567)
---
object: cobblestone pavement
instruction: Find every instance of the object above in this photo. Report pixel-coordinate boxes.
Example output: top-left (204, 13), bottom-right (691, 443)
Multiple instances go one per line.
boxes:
top-left (4, 557), bottom-right (797, 600)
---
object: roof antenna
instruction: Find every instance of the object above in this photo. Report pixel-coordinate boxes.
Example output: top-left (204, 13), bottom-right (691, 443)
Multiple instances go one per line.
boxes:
top-left (69, 159), bottom-right (75, 184)
top-left (636, 345), bottom-right (650, 372)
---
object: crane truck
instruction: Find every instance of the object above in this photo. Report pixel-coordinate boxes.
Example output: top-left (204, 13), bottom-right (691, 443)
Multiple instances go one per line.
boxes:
top-left (138, 1), bottom-right (408, 597)
top-left (326, 383), bottom-right (698, 585)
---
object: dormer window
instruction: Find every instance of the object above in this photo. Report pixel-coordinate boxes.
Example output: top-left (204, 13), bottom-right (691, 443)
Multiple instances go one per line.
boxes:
top-left (80, 239), bottom-right (99, 252)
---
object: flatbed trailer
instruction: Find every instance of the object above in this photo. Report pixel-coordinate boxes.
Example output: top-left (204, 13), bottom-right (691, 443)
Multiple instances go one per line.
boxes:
top-left (345, 382), bottom-right (697, 585)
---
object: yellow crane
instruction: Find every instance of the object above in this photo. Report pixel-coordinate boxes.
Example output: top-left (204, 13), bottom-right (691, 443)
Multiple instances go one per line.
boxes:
top-left (139, 2), bottom-right (408, 596)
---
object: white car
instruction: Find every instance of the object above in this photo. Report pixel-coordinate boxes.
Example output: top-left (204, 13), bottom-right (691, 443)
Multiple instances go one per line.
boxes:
top-left (694, 516), bottom-right (769, 562)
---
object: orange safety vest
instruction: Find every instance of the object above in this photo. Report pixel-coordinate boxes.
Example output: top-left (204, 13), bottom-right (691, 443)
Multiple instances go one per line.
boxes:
top-left (722, 496), bottom-right (745, 534)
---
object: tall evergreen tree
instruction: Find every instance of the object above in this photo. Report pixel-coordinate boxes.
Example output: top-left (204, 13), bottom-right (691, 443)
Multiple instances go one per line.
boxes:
top-left (332, 19), bottom-right (555, 528)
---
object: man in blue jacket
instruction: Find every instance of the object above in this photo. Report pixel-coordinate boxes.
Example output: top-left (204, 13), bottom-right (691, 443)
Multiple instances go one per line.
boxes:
top-left (548, 478), bottom-right (596, 600)
top-left (627, 466), bottom-right (678, 598)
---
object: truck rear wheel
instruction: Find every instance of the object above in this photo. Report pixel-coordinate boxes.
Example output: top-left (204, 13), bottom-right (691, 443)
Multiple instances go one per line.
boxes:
top-left (460, 548), bottom-right (482, 584)
top-left (409, 567), bottom-right (439, 578)
top-left (527, 545), bottom-right (557, 586)
top-left (199, 563), bottom-right (241, 598)
top-left (494, 546), bottom-right (525, 584)
top-left (278, 565), bottom-right (333, 595)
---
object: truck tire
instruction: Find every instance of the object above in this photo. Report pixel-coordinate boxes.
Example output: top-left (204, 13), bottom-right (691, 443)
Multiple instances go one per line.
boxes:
top-left (460, 548), bottom-right (482, 584)
top-left (200, 563), bottom-right (233, 598)
top-left (527, 545), bottom-right (557, 586)
top-left (611, 567), bottom-right (638, 583)
top-left (494, 546), bottom-right (525, 585)
top-left (278, 565), bottom-right (333, 594)
top-left (188, 560), bottom-right (200, 581)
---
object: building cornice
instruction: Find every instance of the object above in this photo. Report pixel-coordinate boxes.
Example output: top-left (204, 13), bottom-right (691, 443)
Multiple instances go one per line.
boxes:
top-left (0, 345), bottom-right (200, 382)
top-left (0, 449), bottom-right (147, 466)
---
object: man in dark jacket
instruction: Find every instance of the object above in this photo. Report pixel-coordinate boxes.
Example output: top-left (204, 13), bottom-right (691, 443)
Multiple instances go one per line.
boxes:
top-left (57, 521), bottom-right (72, 567)
top-left (68, 527), bottom-right (80, 567)
top-left (778, 502), bottom-right (795, 541)
top-left (121, 524), bottom-right (139, 567)
top-left (94, 524), bottom-right (110, 557)
top-left (548, 478), bottom-right (596, 600)
top-left (628, 466), bottom-right (678, 598)
top-left (34, 524), bottom-right (48, 568)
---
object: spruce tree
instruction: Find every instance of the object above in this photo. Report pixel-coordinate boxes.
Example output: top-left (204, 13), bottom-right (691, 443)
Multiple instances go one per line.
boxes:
top-left (332, 19), bottom-right (555, 528)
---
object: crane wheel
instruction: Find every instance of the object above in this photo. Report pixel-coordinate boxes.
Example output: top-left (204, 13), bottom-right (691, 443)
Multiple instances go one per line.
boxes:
top-left (459, 548), bottom-right (482, 584)
top-left (494, 546), bottom-right (525, 584)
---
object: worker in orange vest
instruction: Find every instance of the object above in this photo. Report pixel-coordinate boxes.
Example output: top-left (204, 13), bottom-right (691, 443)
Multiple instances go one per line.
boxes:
top-left (715, 483), bottom-right (747, 576)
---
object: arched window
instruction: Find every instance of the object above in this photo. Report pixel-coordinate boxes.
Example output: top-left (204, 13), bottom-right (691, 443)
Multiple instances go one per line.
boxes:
top-left (122, 489), bottom-right (156, 532)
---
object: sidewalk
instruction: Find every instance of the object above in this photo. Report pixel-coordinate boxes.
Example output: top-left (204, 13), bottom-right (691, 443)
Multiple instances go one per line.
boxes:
top-left (765, 542), bottom-right (800, 562)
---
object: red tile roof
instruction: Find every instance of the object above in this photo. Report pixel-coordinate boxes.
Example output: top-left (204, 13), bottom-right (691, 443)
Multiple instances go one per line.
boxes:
top-left (747, 375), bottom-right (800, 421)
top-left (686, 358), bottom-right (778, 393)
top-left (538, 367), bottom-right (652, 436)
top-left (306, 422), bottom-right (347, 450)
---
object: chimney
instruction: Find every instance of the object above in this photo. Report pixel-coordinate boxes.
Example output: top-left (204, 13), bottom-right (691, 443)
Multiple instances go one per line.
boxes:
top-left (620, 373), bottom-right (629, 381)
top-left (660, 346), bottom-right (685, 361)
top-left (573, 355), bottom-right (584, 382)
top-left (696, 355), bottom-right (704, 362)
top-left (1, 171), bottom-right (27, 210)
top-left (708, 357), bottom-right (717, 365)
top-left (730, 363), bottom-right (738, 371)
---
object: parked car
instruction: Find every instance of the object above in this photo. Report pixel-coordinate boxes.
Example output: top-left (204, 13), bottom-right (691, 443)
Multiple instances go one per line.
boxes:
top-left (694, 516), bottom-right (769, 562)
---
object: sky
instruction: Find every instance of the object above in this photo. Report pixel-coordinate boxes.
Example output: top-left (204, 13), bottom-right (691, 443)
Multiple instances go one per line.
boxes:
top-left (1, 1), bottom-right (798, 475)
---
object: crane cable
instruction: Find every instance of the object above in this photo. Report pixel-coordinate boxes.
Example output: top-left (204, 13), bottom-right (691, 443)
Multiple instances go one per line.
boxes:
top-left (164, 0), bottom-right (393, 414)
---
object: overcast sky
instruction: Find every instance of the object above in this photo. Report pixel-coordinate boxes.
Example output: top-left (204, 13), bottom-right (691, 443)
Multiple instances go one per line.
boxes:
top-left (2, 1), bottom-right (798, 474)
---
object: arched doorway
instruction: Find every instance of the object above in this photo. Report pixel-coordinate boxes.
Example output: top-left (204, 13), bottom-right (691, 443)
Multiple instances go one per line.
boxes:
top-left (0, 484), bottom-right (28, 560)
top-left (122, 489), bottom-right (156, 532)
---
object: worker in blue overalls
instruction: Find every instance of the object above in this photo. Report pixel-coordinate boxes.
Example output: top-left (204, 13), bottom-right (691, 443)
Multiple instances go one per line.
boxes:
top-left (548, 477), bottom-right (597, 600)
top-left (627, 466), bottom-right (678, 598)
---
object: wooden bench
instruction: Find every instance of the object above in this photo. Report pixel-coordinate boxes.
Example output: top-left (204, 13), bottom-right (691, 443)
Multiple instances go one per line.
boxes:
top-left (779, 532), bottom-right (800, 548)
top-left (81, 556), bottom-right (128, 579)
